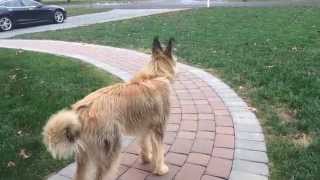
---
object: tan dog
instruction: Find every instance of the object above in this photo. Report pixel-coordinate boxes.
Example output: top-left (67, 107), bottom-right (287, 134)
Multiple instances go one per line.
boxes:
top-left (42, 37), bottom-right (176, 180)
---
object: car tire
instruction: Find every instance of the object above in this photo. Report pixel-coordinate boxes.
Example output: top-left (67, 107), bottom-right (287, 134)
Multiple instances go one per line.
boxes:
top-left (53, 10), bottom-right (65, 24)
top-left (0, 16), bottom-right (13, 31)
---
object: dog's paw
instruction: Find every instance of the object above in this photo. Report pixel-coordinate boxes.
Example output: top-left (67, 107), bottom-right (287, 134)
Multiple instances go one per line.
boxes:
top-left (153, 164), bottom-right (169, 176)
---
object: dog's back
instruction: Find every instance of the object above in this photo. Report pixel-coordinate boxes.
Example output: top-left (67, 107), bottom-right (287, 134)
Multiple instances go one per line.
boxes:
top-left (72, 77), bottom-right (170, 136)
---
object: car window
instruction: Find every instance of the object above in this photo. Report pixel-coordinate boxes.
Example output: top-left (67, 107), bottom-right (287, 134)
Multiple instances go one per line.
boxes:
top-left (1, 0), bottom-right (23, 7)
top-left (21, 0), bottom-right (40, 6)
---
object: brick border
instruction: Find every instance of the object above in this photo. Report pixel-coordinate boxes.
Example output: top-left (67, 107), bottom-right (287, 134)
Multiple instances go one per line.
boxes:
top-left (0, 40), bottom-right (268, 180)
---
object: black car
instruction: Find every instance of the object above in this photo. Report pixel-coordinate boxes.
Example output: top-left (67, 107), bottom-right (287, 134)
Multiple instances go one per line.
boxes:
top-left (0, 0), bottom-right (66, 31)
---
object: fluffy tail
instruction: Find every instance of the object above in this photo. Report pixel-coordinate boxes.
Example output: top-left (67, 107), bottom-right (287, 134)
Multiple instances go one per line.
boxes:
top-left (42, 110), bottom-right (82, 159)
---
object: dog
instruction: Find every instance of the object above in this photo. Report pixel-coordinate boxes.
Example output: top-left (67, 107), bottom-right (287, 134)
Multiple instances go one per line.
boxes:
top-left (42, 37), bottom-right (176, 180)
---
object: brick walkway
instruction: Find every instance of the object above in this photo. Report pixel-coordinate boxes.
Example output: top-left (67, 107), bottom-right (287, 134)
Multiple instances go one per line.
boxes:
top-left (0, 40), bottom-right (269, 180)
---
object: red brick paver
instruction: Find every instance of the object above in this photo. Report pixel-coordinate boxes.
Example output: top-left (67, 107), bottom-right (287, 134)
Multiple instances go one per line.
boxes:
top-left (175, 163), bottom-right (205, 180)
top-left (206, 158), bottom-right (232, 179)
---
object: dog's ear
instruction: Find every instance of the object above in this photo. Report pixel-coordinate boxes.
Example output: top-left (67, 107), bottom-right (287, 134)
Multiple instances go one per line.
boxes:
top-left (164, 38), bottom-right (175, 58)
top-left (152, 36), bottom-right (163, 55)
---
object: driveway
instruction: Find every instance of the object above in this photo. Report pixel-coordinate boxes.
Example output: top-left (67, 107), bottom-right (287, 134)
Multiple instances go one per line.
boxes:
top-left (0, 9), bottom-right (184, 39)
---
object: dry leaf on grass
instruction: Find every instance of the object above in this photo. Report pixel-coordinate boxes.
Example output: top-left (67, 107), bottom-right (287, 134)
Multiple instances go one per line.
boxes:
top-left (15, 50), bottom-right (24, 55)
top-left (9, 74), bottom-right (16, 80)
top-left (7, 161), bottom-right (16, 168)
top-left (248, 107), bottom-right (257, 112)
top-left (19, 149), bottom-right (31, 159)
top-left (292, 133), bottom-right (312, 147)
top-left (17, 130), bottom-right (23, 136)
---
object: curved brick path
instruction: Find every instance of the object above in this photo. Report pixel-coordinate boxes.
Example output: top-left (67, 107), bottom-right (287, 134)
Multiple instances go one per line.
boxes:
top-left (0, 40), bottom-right (268, 180)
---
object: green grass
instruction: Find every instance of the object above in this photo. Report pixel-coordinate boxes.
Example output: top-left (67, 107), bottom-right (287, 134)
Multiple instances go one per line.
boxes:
top-left (0, 48), bottom-right (119, 180)
top-left (18, 7), bottom-right (320, 180)
top-left (66, 7), bottom-right (111, 16)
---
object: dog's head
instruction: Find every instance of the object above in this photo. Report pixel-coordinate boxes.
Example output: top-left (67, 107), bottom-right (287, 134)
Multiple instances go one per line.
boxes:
top-left (150, 37), bottom-right (176, 81)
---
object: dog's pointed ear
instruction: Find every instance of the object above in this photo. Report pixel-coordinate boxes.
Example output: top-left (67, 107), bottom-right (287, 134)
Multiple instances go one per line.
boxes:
top-left (152, 36), bottom-right (163, 55)
top-left (164, 38), bottom-right (175, 58)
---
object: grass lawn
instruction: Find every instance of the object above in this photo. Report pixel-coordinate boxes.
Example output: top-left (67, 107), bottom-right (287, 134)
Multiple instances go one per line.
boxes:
top-left (18, 7), bottom-right (320, 180)
top-left (66, 7), bottom-right (111, 16)
top-left (0, 48), bottom-right (119, 180)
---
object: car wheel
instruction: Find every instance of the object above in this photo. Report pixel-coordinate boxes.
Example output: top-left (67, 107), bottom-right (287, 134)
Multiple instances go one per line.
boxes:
top-left (53, 10), bottom-right (65, 24)
top-left (0, 16), bottom-right (13, 31)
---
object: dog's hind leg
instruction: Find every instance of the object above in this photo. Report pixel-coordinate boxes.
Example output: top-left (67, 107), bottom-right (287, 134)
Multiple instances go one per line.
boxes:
top-left (150, 126), bottom-right (169, 175)
top-left (95, 125), bottom-right (122, 180)
top-left (74, 150), bottom-right (96, 180)
top-left (139, 132), bottom-right (153, 163)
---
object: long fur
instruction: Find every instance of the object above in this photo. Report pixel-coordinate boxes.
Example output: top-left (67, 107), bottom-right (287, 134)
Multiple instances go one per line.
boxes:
top-left (42, 37), bottom-right (176, 180)
top-left (43, 110), bottom-right (82, 159)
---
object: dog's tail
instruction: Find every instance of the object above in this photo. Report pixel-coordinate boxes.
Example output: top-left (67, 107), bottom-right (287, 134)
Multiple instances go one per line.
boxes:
top-left (42, 109), bottom-right (82, 160)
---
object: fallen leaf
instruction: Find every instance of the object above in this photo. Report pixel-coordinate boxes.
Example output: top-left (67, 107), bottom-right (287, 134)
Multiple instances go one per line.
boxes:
top-left (9, 74), bottom-right (16, 80)
top-left (19, 149), bottom-right (31, 159)
top-left (292, 133), bottom-right (312, 147)
top-left (17, 130), bottom-right (23, 136)
top-left (7, 161), bottom-right (16, 167)
top-left (15, 50), bottom-right (24, 55)
top-left (248, 107), bottom-right (257, 112)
